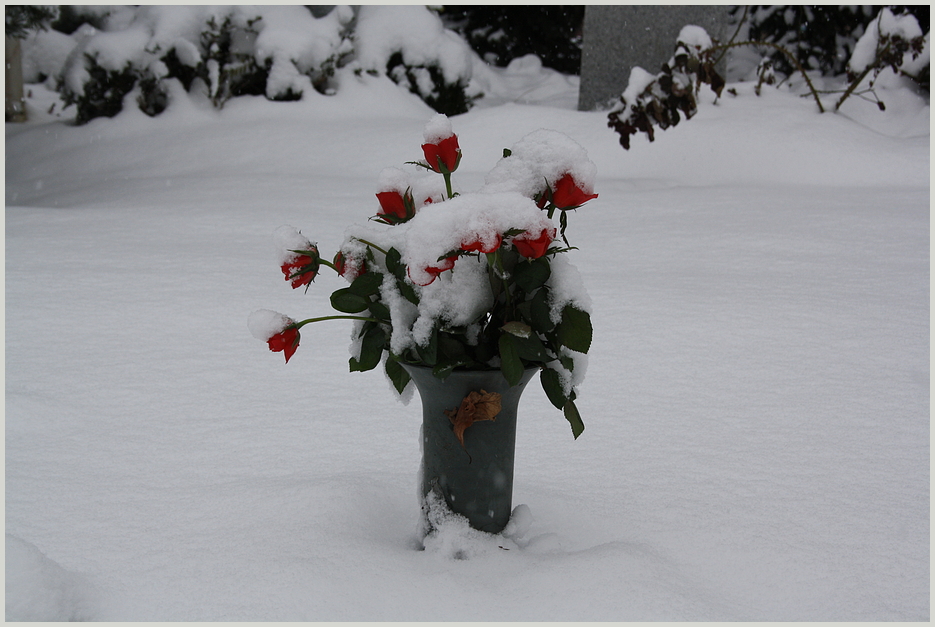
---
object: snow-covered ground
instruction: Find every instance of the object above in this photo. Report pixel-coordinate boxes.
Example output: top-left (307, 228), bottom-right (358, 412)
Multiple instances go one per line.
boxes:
top-left (6, 39), bottom-right (929, 621)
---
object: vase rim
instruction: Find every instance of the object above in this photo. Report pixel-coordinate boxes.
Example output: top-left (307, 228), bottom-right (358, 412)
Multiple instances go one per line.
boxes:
top-left (400, 363), bottom-right (540, 373)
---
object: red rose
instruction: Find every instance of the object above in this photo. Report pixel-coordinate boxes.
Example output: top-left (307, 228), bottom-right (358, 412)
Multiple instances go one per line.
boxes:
top-left (550, 173), bottom-right (598, 209)
top-left (267, 326), bottom-right (300, 363)
top-left (334, 251), bottom-right (365, 281)
top-left (281, 249), bottom-right (319, 289)
top-left (422, 134), bottom-right (461, 174)
top-left (376, 189), bottom-right (414, 223)
top-left (407, 255), bottom-right (457, 286)
top-left (512, 227), bottom-right (555, 259)
top-left (461, 233), bottom-right (502, 254)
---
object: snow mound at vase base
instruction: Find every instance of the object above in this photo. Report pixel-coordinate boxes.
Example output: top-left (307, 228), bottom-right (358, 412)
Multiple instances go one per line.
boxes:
top-left (5, 534), bottom-right (98, 622)
top-left (420, 493), bottom-right (539, 559)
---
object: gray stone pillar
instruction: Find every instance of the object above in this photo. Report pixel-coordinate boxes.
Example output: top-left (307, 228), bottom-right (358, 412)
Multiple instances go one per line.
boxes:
top-left (578, 5), bottom-right (732, 111)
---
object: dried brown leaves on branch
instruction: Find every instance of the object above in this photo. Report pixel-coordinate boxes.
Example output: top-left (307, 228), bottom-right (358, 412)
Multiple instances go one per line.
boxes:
top-left (607, 36), bottom-right (725, 150)
top-left (444, 390), bottom-right (502, 447)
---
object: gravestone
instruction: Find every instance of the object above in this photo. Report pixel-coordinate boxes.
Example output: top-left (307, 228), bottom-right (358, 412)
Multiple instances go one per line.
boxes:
top-left (578, 5), bottom-right (733, 111)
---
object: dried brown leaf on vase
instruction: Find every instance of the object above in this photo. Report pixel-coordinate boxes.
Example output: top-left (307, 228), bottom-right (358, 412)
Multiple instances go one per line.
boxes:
top-left (444, 390), bottom-right (502, 447)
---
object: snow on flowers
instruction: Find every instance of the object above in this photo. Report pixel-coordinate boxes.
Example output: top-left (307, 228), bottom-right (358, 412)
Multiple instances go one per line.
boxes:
top-left (250, 113), bottom-right (599, 437)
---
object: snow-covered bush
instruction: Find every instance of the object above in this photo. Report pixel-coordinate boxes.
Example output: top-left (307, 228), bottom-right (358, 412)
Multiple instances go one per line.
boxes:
top-left (353, 6), bottom-right (480, 115)
top-left (608, 8), bottom-right (930, 149)
top-left (838, 8), bottom-right (929, 109)
top-left (736, 5), bottom-right (929, 83)
top-left (42, 5), bottom-right (484, 123)
top-left (57, 6), bottom-right (355, 123)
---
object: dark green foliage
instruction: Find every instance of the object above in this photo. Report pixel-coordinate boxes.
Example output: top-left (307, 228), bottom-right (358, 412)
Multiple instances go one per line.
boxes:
top-left (440, 5), bottom-right (585, 75)
top-left (49, 5), bottom-right (106, 35)
top-left (160, 48), bottom-right (201, 92)
top-left (738, 5), bottom-right (930, 78)
top-left (6, 5), bottom-right (57, 38)
top-left (386, 52), bottom-right (476, 116)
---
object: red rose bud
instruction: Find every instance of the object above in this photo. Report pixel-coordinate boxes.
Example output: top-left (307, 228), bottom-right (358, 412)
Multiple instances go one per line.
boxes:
top-left (421, 134), bottom-right (461, 174)
top-left (333, 251), bottom-right (346, 275)
top-left (407, 255), bottom-right (457, 286)
top-left (376, 189), bottom-right (416, 223)
top-left (461, 233), bottom-right (502, 254)
top-left (281, 247), bottom-right (320, 289)
top-left (550, 173), bottom-right (598, 210)
top-left (512, 227), bottom-right (555, 259)
top-left (268, 326), bottom-right (300, 363)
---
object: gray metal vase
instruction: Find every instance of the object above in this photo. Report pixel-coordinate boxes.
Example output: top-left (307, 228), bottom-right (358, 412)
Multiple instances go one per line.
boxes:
top-left (402, 364), bottom-right (538, 534)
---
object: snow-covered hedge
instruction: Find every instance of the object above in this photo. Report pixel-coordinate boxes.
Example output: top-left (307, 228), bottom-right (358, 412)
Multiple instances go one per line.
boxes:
top-left (26, 5), bottom-right (482, 124)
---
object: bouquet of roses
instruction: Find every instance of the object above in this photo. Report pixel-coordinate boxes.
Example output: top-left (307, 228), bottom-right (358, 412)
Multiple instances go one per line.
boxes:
top-left (249, 114), bottom-right (598, 437)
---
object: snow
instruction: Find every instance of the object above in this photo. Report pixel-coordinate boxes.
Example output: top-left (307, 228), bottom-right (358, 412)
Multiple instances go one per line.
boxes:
top-left (619, 66), bottom-right (658, 110)
top-left (272, 225), bottom-right (314, 265)
top-left (5, 535), bottom-right (98, 622)
top-left (421, 111), bottom-right (455, 145)
top-left (247, 309), bottom-right (294, 342)
top-left (677, 24), bottom-right (714, 51)
top-left (483, 128), bottom-right (597, 198)
top-left (5, 10), bottom-right (930, 621)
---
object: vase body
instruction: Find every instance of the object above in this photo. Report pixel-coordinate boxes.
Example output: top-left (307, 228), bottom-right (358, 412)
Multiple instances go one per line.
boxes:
top-left (402, 364), bottom-right (537, 534)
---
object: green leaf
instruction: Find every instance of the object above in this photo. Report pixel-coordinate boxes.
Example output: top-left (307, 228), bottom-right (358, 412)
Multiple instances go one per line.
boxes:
top-left (349, 324), bottom-right (386, 372)
top-left (502, 148), bottom-right (512, 158)
top-left (384, 247), bottom-right (402, 273)
top-left (384, 247), bottom-right (419, 305)
top-left (539, 367), bottom-right (568, 410)
top-left (415, 325), bottom-right (438, 366)
top-left (556, 305), bottom-right (592, 354)
top-left (397, 280), bottom-right (419, 305)
top-left (528, 287), bottom-right (555, 334)
top-left (513, 258), bottom-right (551, 293)
top-left (330, 288), bottom-right (371, 313)
top-left (384, 356), bottom-right (410, 394)
top-left (514, 332), bottom-right (549, 362)
top-left (368, 300), bottom-right (391, 321)
top-left (563, 399), bottom-right (585, 439)
top-left (349, 271), bottom-right (383, 296)
top-left (498, 333), bottom-right (524, 387)
top-left (437, 332), bottom-right (467, 361)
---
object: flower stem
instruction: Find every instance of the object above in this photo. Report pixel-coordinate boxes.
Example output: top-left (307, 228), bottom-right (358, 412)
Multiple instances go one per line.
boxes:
top-left (294, 315), bottom-right (379, 328)
top-left (354, 238), bottom-right (388, 256)
top-left (443, 172), bottom-right (453, 199)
